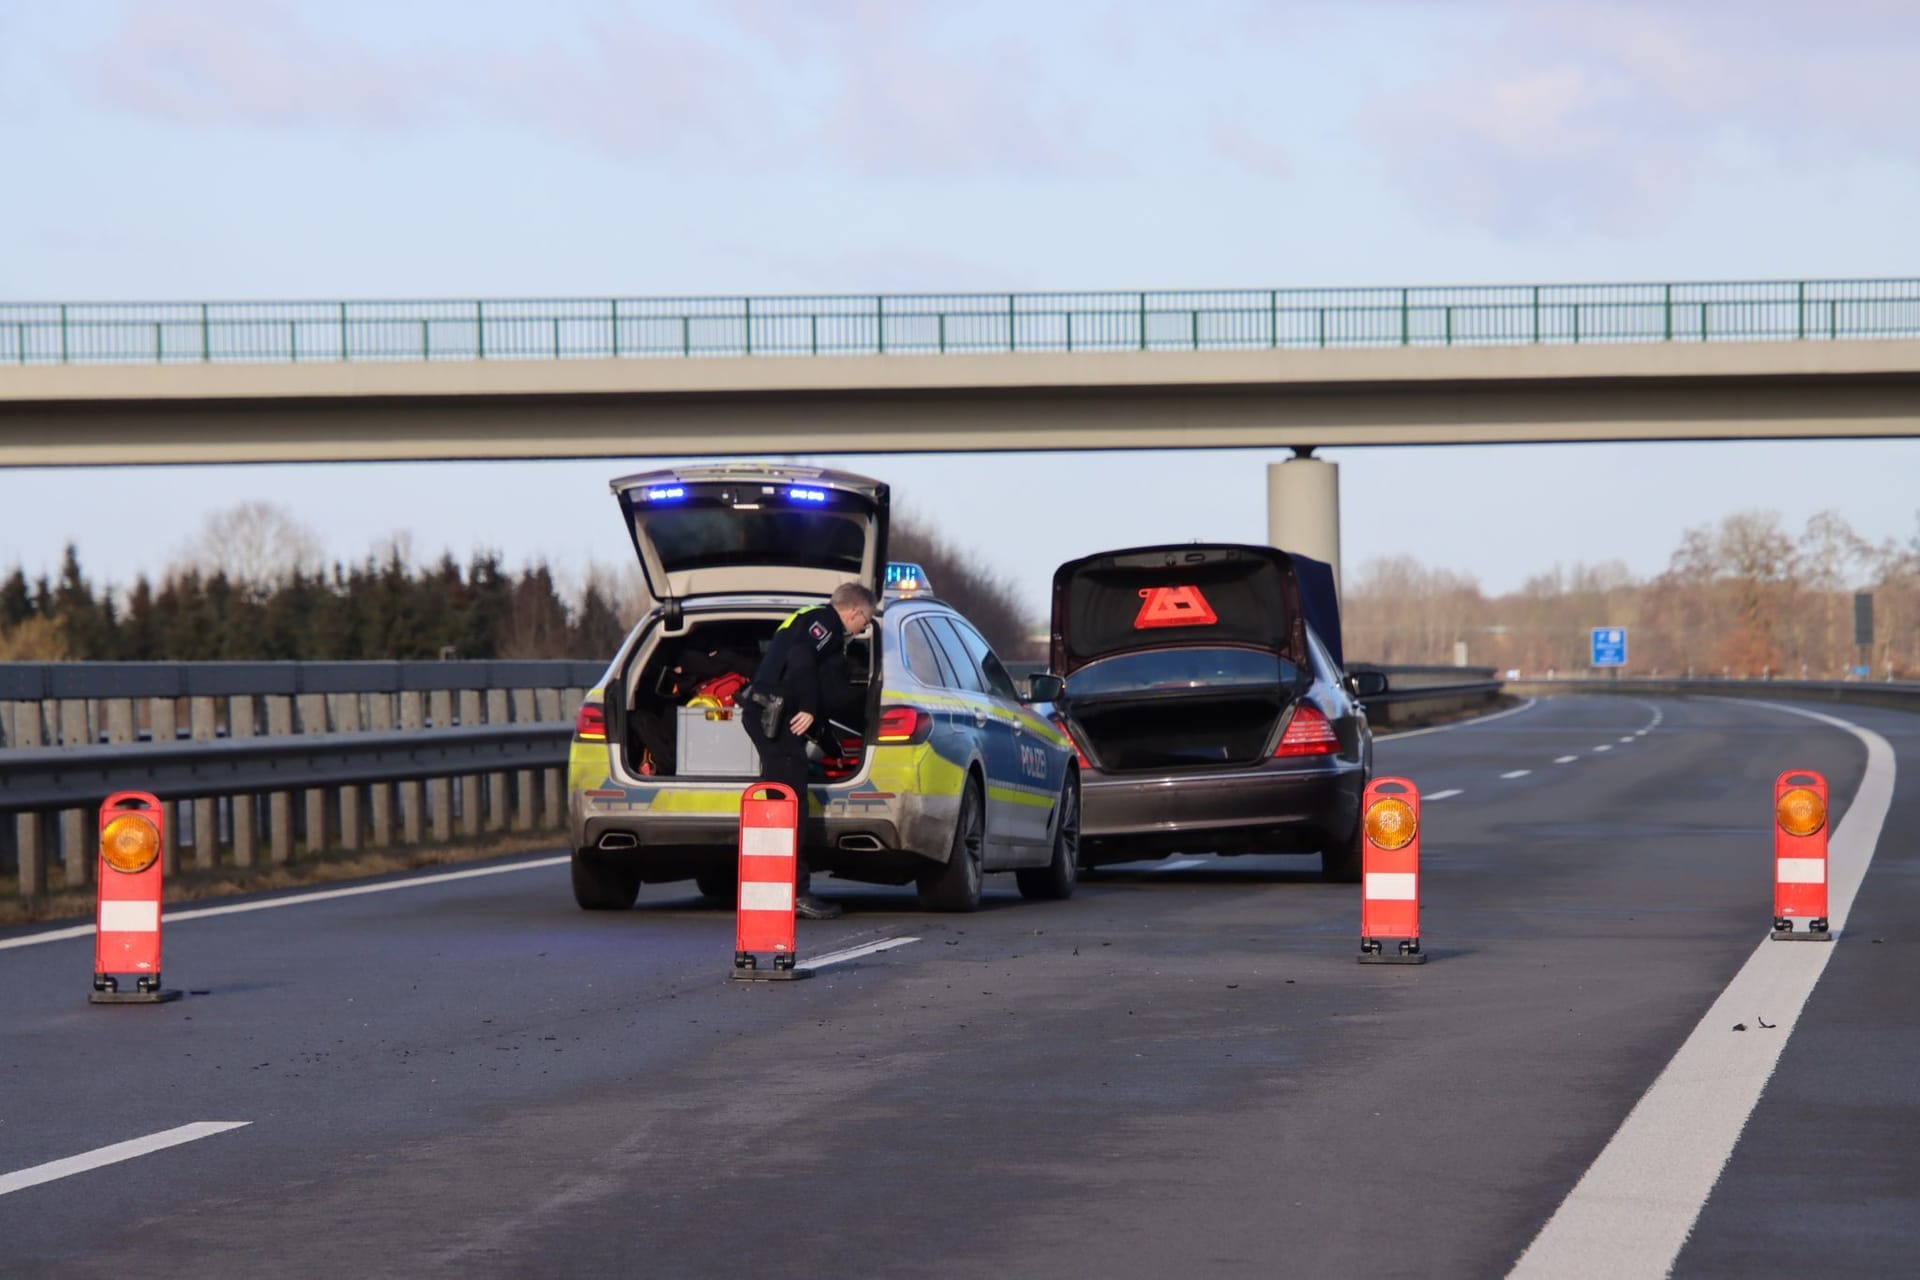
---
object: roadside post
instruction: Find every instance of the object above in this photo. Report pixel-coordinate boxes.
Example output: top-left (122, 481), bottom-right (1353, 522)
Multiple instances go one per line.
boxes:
top-left (1359, 776), bottom-right (1425, 964)
top-left (731, 782), bottom-right (812, 981)
top-left (91, 791), bottom-right (182, 1004)
top-left (1772, 771), bottom-right (1832, 941)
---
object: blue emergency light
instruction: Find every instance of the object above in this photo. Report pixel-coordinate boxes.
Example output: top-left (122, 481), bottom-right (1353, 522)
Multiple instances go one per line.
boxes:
top-left (644, 485), bottom-right (686, 502)
top-left (787, 487), bottom-right (829, 503)
top-left (885, 562), bottom-right (932, 596)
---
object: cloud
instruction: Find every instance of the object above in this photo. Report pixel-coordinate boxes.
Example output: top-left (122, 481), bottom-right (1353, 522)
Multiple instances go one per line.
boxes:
top-left (1360, 0), bottom-right (1920, 234)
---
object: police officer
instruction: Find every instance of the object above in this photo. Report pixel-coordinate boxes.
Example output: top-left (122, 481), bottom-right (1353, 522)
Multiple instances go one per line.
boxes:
top-left (742, 582), bottom-right (877, 920)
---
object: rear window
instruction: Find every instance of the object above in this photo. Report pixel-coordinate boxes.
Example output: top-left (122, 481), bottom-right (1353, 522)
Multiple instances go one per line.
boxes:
top-left (641, 507), bottom-right (867, 574)
top-left (1065, 648), bottom-right (1296, 698)
top-left (1062, 555), bottom-right (1291, 666)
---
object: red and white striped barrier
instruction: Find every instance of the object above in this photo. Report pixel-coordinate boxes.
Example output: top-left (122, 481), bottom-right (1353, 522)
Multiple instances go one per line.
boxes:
top-left (1772, 770), bottom-right (1832, 942)
top-left (731, 782), bottom-right (812, 980)
top-left (1359, 776), bottom-right (1425, 964)
top-left (91, 791), bottom-right (181, 1004)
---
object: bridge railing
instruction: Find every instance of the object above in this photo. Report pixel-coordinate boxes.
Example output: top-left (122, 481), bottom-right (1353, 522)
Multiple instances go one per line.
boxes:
top-left (4, 278), bottom-right (1918, 365)
top-left (0, 661), bottom-right (602, 903)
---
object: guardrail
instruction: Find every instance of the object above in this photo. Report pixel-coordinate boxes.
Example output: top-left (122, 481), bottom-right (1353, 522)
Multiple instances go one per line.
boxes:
top-left (1352, 665), bottom-right (1504, 729)
top-left (0, 661), bottom-right (602, 902)
top-left (4, 278), bottom-right (1916, 365)
top-left (1508, 676), bottom-right (1920, 715)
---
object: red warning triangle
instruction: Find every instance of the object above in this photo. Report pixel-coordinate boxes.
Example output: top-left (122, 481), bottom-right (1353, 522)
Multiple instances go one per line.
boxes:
top-left (1134, 585), bottom-right (1218, 629)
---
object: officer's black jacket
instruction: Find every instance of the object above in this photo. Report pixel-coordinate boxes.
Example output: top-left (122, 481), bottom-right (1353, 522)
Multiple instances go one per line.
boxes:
top-left (751, 605), bottom-right (846, 724)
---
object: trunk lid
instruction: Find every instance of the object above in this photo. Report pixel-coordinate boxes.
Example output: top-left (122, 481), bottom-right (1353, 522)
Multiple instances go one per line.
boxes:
top-left (611, 464), bottom-right (889, 607)
top-left (1050, 543), bottom-right (1312, 677)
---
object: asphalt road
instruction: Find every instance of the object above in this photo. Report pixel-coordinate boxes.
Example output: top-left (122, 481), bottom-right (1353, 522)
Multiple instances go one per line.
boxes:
top-left (2, 694), bottom-right (1914, 1279)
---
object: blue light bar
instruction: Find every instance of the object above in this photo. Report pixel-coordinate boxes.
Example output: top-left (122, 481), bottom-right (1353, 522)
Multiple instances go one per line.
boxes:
top-left (787, 487), bottom-right (829, 503)
top-left (885, 561), bottom-right (932, 595)
top-left (644, 486), bottom-right (686, 501)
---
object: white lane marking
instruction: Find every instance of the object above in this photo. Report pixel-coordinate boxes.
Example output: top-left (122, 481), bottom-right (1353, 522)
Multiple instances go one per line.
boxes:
top-left (0, 1122), bottom-right (250, 1198)
top-left (1510, 701), bottom-right (1895, 1280)
top-left (1618, 736), bottom-right (1635, 744)
top-left (1593, 744), bottom-right (1612, 753)
top-left (1153, 858), bottom-right (1207, 872)
top-left (0, 855), bottom-right (572, 952)
top-left (1635, 729), bottom-right (1649, 737)
top-left (1376, 696), bottom-right (1538, 741)
top-left (1500, 770), bottom-right (1532, 780)
top-left (1423, 789), bottom-right (1464, 801)
top-left (803, 936), bottom-right (920, 970)
top-left (1555, 756), bottom-right (1579, 765)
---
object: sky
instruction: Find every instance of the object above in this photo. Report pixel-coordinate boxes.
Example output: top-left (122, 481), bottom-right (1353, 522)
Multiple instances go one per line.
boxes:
top-left (3, 0), bottom-right (1918, 620)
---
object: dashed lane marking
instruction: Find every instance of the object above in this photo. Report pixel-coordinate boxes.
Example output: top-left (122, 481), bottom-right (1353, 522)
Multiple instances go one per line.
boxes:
top-left (803, 936), bottom-right (920, 969)
top-left (1619, 736), bottom-right (1635, 743)
top-left (0, 1122), bottom-right (250, 1198)
top-left (1593, 744), bottom-right (1612, 752)
top-left (1555, 756), bottom-right (1579, 764)
top-left (1424, 789), bottom-right (1464, 801)
top-left (0, 855), bottom-right (573, 952)
top-left (1500, 770), bottom-right (1531, 780)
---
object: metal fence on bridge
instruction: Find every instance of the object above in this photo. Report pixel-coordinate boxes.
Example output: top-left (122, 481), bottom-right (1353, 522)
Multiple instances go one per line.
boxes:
top-left (4, 278), bottom-right (1918, 365)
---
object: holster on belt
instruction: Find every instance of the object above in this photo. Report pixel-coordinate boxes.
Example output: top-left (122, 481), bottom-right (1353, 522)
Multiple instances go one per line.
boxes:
top-left (742, 687), bottom-right (785, 739)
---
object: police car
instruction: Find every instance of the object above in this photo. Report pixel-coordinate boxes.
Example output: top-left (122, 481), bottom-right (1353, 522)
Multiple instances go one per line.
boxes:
top-left (565, 464), bottom-right (1080, 912)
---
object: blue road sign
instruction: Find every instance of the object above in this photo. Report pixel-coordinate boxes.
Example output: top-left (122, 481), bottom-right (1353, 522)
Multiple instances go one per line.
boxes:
top-left (1591, 627), bottom-right (1628, 668)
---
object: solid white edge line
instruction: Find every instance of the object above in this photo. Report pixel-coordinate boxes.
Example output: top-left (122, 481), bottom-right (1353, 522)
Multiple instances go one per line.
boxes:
top-left (0, 854), bottom-right (572, 951)
top-left (803, 936), bottom-right (920, 970)
top-left (1424, 789), bottom-right (1464, 801)
top-left (1509, 700), bottom-right (1895, 1279)
top-left (1377, 696), bottom-right (1538, 742)
top-left (0, 1122), bottom-right (251, 1198)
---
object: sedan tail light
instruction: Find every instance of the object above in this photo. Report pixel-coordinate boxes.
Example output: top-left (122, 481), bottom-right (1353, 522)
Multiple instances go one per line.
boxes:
top-left (1050, 715), bottom-right (1091, 768)
top-left (574, 703), bottom-right (607, 742)
top-left (875, 705), bottom-right (933, 745)
top-left (1274, 705), bottom-right (1339, 756)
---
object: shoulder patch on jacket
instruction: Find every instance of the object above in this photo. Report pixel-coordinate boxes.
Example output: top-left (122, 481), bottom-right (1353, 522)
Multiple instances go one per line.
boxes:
top-left (808, 620), bottom-right (830, 644)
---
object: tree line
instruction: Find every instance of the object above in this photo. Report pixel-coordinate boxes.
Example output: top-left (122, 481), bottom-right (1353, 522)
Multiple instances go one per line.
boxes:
top-left (1344, 508), bottom-right (1920, 678)
top-left (0, 505), bottom-right (1038, 663)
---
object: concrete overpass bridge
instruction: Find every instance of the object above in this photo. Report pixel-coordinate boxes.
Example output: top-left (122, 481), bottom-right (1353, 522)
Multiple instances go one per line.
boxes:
top-left (4, 278), bottom-right (1918, 590)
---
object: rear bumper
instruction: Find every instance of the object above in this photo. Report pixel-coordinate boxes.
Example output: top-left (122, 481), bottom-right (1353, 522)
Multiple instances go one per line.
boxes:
top-left (1079, 755), bottom-right (1364, 855)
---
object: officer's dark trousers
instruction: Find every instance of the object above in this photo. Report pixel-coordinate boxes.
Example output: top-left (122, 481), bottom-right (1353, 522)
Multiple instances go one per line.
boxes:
top-left (745, 726), bottom-right (818, 895)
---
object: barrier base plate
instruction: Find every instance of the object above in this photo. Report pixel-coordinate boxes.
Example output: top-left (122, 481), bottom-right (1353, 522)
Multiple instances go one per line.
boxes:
top-left (89, 988), bottom-right (183, 1004)
top-left (1359, 940), bottom-right (1426, 965)
top-left (1770, 929), bottom-right (1833, 942)
top-left (730, 966), bottom-right (814, 981)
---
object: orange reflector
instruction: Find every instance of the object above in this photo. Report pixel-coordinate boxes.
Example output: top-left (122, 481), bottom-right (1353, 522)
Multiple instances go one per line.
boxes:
top-left (1364, 797), bottom-right (1417, 850)
top-left (101, 813), bottom-right (161, 874)
top-left (1776, 786), bottom-right (1826, 837)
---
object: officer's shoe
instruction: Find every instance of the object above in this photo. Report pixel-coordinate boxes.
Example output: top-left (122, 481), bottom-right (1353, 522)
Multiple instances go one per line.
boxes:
top-left (794, 892), bottom-right (843, 921)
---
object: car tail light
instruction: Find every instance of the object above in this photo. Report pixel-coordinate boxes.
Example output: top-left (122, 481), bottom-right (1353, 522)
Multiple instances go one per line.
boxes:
top-left (1050, 715), bottom-right (1091, 768)
top-left (819, 736), bottom-right (866, 781)
top-left (875, 705), bottom-right (933, 745)
top-left (575, 703), bottom-right (607, 742)
top-left (1274, 705), bottom-right (1339, 756)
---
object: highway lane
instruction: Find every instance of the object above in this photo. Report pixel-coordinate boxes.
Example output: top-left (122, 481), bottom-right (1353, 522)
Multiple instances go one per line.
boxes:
top-left (0, 694), bottom-right (1912, 1278)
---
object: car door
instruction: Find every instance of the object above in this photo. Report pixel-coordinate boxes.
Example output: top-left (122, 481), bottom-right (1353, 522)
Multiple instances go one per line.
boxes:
top-left (931, 616), bottom-right (1047, 849)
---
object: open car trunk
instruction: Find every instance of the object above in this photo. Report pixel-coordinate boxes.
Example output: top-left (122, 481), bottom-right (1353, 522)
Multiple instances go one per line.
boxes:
top-left (1065, 687), bottom-right (1294, 772)
top-left (615, 611), bottom-right (876, 782)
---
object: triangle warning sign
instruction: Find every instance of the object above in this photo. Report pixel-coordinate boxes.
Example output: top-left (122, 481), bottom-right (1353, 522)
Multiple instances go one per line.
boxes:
top-left (1135, 585), bottom-right (1218, 629)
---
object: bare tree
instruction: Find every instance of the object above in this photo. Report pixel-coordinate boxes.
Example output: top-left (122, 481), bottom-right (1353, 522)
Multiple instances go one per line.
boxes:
top-left (175, 501), bottom-right (324, 599)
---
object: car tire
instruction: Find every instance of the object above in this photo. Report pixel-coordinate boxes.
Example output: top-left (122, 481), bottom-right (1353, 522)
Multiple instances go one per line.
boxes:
top-left (1016, 776), bottom-right (1079, 901)
top-left (572, 850), bottom-right (642, 910)
top-left (694, 868), bottom-right (738, 902)
top-left (1321, 812), bottom-right (1364, 884)
top-left (917, 775), bottom-right (985, 913)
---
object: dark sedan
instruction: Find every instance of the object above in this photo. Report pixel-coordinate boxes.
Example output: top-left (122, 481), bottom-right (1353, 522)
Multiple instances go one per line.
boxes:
top-left (1034, 543), bottom-right (1386, 881)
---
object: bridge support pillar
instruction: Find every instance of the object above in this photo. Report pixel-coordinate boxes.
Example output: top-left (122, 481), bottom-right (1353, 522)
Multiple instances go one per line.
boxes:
top-left (1267, 450), bottom-right (1342, 600)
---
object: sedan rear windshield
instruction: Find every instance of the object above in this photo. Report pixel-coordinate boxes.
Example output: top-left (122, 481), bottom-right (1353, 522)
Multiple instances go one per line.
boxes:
top-left (1065, 648), bottom-right (1297, 698)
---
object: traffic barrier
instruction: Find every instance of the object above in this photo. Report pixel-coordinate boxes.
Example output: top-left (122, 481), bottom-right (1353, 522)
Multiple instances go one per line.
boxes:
top-left (731, 782), bottom-right (811, 981)
top-left (91, 791), bottom-right (182, 1004)
top-left (1359, 776), bottom-right (1425, 964)
top-left (1771, 771), bottom-right (1832, 942)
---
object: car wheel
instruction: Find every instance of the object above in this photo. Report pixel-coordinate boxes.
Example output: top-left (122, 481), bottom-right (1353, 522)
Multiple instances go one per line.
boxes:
top-left (1321, 813), bottom-right (1364, 884)
top-left (694, 868), bottom-right (738, 902)
top-left (917, 775), bottom-right (985, 912)
top-left (1016, 776), bottom-right (1079, 901)
top-left (572, 849), bottom-right (642, 910)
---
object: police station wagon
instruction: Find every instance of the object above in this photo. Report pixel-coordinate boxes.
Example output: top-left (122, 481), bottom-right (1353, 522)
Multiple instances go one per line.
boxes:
top-left (565, 463), bottom-right (1080, 913)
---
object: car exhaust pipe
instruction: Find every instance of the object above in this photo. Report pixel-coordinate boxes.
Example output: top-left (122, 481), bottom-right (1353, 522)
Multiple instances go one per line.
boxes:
top-left (837, 834), bottom-right (883, 852)
top-left (597, 832), bottom-right (639, 851)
